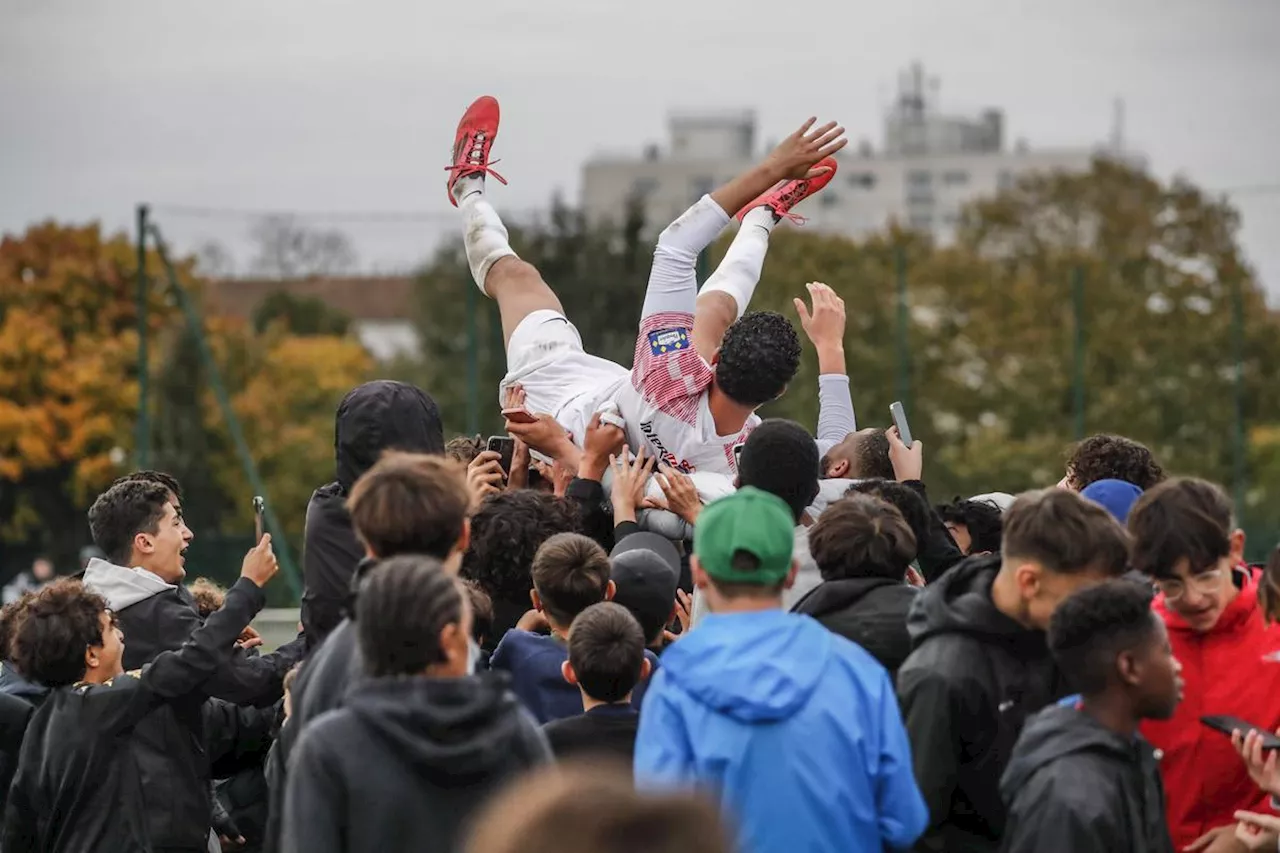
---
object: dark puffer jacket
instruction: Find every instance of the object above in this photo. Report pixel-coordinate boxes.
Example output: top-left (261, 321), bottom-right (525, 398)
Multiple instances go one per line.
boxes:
top-left (1000, 704), bottom-right (1174, 853)
top-left (896, 554), bottom-right (1070, 853)
top-left (301, 381), bottom-right (444, 649)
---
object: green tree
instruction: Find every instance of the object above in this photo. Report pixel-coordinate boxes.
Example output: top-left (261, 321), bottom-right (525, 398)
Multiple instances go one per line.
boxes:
top-left (252, 290), bottom-right (352, 336)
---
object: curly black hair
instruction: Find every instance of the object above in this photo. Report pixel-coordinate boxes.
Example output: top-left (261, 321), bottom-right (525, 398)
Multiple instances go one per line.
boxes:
top-left (13, 579), bottom-right (110, 687)
top-left (1066, 434), bottom-right (1165, 491)
top-left (1048, 577), bottom-right (1156, 696)
top-left (937, 498), bottom-right (1004, 554)
top-left (461, 491), bottom-right (582, 607)
top-left (0, 593), bottom-right (34, 663)
top-left (88, 480), bottom-right (172, 565)
top-left (714, 311), bottom-right (801, 407)
top-left (738, 419), bottom-right (820, 522)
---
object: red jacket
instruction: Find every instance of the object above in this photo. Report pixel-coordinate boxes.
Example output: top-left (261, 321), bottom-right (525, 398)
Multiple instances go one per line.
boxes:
top-left (1141, 568), bottom-right (1280, 849)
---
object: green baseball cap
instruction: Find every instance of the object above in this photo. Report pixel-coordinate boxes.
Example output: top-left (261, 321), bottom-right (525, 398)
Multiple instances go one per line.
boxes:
top-left (694, 487), bottom-right (795, 585)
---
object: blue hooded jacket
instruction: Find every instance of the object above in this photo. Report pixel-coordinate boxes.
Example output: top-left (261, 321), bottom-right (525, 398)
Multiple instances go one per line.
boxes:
top-left (635, 610), bottom-right (927, 853)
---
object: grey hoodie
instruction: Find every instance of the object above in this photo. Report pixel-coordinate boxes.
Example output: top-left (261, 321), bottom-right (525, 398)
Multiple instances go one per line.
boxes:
top-left (82, 557), bottom-right (176, 610)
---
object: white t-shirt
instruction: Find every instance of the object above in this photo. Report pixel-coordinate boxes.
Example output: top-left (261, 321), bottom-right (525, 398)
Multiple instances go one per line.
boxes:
top-left (614, 309), bottom-right (759, 476)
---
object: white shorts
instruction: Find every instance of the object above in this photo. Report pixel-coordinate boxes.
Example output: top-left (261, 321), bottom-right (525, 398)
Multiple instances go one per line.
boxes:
top-left (500, 309), bottom-right (629, 444)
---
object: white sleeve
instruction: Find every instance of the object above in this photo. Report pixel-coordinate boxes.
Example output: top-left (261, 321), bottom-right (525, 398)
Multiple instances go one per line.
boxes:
top-left (814, 374), bottom-right (856, 457)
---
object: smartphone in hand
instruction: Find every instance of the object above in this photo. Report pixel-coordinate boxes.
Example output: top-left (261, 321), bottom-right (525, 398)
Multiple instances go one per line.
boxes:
top-left (253, 496), bottom-right (265, 543)
top-left (501, 408), bottom-right (538, 425)
top-left (486, 436), bottom-right (515, 474)
top-left (890, 401), bottom-right (913, 447)
top-left (1201, 715), bottom-right (1280, 749)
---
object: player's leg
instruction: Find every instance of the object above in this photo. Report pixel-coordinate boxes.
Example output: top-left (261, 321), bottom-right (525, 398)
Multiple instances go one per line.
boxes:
top-left (447, 96), bottom-right (563, 346)
top-left (694, 157), bottom-right (841, 354)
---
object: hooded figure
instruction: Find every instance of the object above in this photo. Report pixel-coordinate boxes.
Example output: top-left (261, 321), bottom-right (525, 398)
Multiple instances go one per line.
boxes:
top-left (895, 554), bottom-right (1069, 853)
top-left (999, 704), bottom-right (1174, 853)
top-left (635, 610), bottom-right (927, 853)
top-left (301, 381), bottom-right (444, 649)
top-left (282, 673), bottom-right (548, 853)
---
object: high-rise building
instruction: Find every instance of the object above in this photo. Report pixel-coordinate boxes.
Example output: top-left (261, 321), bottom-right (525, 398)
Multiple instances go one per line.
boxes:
top-left (581, 64), bottom-right (1132, 243)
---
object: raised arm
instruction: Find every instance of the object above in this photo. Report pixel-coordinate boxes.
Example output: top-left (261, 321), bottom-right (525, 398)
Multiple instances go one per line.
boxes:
top-left (794, 282), bottom-right (857, 455)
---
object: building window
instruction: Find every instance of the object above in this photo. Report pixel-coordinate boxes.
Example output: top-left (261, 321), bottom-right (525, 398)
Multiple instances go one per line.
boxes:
top-left (820, 192), bottom-right (840, 209)
top-left (906, 191), bottom-right (935, 207)
top-left (847, 172), bottom-right (877, 189)
top-left (941, 212), bottom-right (960, 227)
top-left (906, 170), bottom-right (932, 188)
top-left (997, 171), bottom-right (1016, 191)
top-left (908, 212), bottom-right (933, 231)
top-left (942, 170), bottom-right (969, 186)
top-left (689, 176), bottom-right (715, 202)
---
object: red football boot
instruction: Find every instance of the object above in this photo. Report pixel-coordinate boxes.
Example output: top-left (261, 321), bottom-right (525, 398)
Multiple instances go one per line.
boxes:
top-left (445, 95), bottom-right (508, 206)
top-left (737, 156), bottom-right (839, 224)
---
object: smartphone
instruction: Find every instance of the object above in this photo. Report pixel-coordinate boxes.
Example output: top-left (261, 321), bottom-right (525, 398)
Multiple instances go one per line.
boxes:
top-left (487, 436), bottom-right (515, 474)
top-left (501, 407), bottom-right (538, 425)
top-left (733, 443), bottom-right (744, 469)
top-left (252, 496), bottom-right (265, 543)
top-left (1201, 715), bottom-right (1280, 749)
top-left (890, 401), bottom-right (913, 446)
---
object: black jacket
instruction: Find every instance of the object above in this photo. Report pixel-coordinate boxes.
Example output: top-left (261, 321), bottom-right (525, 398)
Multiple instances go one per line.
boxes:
top-left (1000, 704), bottom-right (1175, 853)
top-left (2, 578), bottom-right (263, 853)
top-left (895, 554), bottom-right (1069, 853)
top-left (902, 480), bottom-right (965, 583)
top-left (791, 576), bottom-right (919, 681)
top-left (282, 673), bottom-right (550, 853)
top-left (83, 559), bottom-right (303, 850)
top-left (541, 703), bottom-right (639, 763)
top-left (0, 692), bottom-right (34, 811)
top-left (302, 381), bottom-right (444, 649)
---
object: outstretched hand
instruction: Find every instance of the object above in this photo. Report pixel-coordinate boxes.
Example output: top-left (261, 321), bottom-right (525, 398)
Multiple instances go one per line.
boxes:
top-left (765, 117), bottom-right (848, 180)
top-left (795, 282), bottom-right (846, 351)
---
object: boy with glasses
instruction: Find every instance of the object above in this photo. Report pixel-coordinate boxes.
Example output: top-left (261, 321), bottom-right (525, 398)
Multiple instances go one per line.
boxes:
top-left (1129, 478), bottom-right (1280, 853)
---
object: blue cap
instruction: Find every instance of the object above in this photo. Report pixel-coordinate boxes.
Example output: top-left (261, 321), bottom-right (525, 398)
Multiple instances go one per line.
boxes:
top-left (1081, 479), bottom-right (1144, 524)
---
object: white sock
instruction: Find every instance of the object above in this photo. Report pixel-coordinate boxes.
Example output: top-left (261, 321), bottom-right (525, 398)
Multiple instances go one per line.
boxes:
top-left (699, 208), bottom-right (774, 319)
top-left (455, 178), bottom-right (516, 295)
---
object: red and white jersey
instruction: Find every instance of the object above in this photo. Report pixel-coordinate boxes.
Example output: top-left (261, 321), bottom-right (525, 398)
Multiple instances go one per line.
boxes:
top-left (614, 311), bottom-right (758, 475)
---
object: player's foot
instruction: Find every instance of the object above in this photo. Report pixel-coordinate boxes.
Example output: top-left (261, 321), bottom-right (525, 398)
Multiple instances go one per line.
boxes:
top-left (737, 156), bottom-right (839, 225)
top-left (446, 95), bottom-right (508, 207)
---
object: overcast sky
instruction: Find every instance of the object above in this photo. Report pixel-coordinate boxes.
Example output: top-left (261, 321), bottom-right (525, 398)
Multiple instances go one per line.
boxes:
top-left (3, 0), bottom-right (1279, 294)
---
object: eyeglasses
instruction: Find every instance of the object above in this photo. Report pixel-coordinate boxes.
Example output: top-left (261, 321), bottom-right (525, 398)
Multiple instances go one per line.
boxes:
top-left (1155, 568), bottom-right (1228, 601)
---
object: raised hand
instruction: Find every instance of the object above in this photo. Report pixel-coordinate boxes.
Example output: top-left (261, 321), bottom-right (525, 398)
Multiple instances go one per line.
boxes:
top-left (610, 445), bottom-right (656, 524)
top-left (240, 534), bottom-right (279, 588)
top-left (644, 465), bottom-right (704, 526)
top-left (795, 282), bottom-right (847, 351)
top-left (765, 117), bottom-right (848, 180)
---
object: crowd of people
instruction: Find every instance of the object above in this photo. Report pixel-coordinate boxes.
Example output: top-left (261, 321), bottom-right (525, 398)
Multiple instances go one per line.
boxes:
top-left (1, 94), bottom-right (1280, 853)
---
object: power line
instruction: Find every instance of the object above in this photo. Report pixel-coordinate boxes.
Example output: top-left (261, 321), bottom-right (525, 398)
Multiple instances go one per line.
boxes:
top-left (150, 182), bottom-right (1280, 224)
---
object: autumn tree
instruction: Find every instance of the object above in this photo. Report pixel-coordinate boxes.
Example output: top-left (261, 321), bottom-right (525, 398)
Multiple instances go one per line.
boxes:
top-left (0, 221), bottom-right (372, 580)
top-left (0, 223), bottom-right (180, 569)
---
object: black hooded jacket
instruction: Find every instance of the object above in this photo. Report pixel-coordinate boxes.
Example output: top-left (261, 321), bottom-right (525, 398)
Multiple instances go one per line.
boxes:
top-left (1000, 704), bottom-right (1175, 853)
top-left (895, 554), bottom-right (1070, 853)
top-left (282, 673), bottom-right (550, 853)
top-left (302, 381), bottom-right (444, 649)
top-left (791, 576), bottom-right (918, 681)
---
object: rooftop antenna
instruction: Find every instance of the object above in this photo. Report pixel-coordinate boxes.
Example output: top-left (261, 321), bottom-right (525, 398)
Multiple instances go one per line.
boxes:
top-left (1109, 97), bottom-right (1126, 152)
